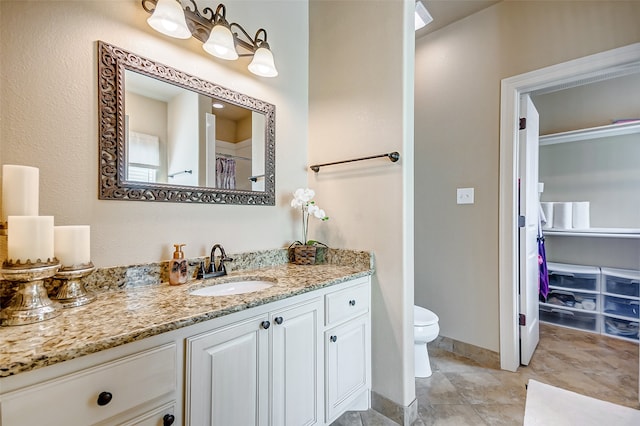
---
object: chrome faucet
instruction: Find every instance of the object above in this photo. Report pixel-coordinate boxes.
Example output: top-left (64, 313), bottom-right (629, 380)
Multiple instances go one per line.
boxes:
top-left (197, 244), bottom-right (234, 279)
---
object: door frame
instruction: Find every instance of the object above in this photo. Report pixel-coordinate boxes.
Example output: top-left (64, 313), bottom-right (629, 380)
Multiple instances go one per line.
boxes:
top-left (498, 42), bottom-right (640, 371)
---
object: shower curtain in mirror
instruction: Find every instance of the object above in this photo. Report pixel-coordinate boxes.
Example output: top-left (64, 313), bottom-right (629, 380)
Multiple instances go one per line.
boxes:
top-left (216, 157), bottom-right (236, 189)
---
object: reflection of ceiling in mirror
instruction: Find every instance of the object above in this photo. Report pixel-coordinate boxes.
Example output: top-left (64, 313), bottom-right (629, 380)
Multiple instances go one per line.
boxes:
top-left (126, 70), bottom-right (251, 122)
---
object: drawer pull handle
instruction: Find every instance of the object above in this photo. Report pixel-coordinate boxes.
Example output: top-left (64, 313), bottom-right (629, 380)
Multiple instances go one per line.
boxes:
top-left (349, 299), bottom-right (356, 306)
top-left (261, 320), bottom-right (271, 329)
top-left (274, 316), bottom-right (284, 325)
top-left (163, 414), bottom-right (175, 426)
top-left (330, 335), bottom-right (337, 343)
top-left (97, 391), bottom-right (112, 406)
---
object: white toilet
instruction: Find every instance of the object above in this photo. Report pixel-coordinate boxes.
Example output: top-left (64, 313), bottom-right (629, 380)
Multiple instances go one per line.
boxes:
top-left (414, 305), bottom-right (440, 378)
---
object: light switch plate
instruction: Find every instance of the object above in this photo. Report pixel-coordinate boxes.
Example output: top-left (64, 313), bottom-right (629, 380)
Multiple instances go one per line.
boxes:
top-left (457, 188), bottom-right (474, 204)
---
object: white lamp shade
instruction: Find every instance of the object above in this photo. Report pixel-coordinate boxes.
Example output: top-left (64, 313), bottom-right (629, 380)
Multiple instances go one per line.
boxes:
top-left (147, 0), bottom-right (191, 39)
top-left (248, 47), bottom-right (278, 77)
top-left (203, 24), bottom-right (239, 60)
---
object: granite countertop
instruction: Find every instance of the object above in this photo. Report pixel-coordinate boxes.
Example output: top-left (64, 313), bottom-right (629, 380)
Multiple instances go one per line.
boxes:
top-left (0, 261), bottom-right (373, 378)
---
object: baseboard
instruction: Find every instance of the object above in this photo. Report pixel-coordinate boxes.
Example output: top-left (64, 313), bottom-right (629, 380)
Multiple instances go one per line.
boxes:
top-left (371, 391), bottom-right (418, 426)
top-left (429, 335), bottom-right (500, 369)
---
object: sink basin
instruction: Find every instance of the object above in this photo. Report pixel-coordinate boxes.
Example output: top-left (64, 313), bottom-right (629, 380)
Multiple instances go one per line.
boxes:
top-left (189, 280), bottom-right (274, 297)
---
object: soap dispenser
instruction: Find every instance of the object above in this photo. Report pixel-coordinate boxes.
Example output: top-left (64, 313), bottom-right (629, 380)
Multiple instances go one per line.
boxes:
top-left (169, 244), bottom-right (188, 286)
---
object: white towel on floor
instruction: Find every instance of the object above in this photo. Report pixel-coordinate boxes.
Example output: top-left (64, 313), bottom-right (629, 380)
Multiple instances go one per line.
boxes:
top-left (524, 379), bottom-right (640, 426)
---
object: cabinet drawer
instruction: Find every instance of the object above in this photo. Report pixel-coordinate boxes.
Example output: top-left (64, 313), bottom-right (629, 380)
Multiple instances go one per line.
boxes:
top-left (326, 282), bottom-right (369, 326)
top-left (603, 295), bottom-right (639, 319)
top-left (1, 343), bottom-right (176, 425)
top-left (118, 401), bottom-right (176, 426)
top-left (546, 289), bottom-right (598, 312)
top-left (547, 262), bottom-right (600, 292)
top-left (539, 305), bottom-right (599, 332)
top-left (603, 316), bottom-right (639, 341)
top-left (602, 267), bottom-right (640, 298)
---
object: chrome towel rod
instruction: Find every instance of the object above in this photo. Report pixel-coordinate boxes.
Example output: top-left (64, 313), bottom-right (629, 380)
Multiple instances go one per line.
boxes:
top-left (310, 152), bottom-right (400, 173)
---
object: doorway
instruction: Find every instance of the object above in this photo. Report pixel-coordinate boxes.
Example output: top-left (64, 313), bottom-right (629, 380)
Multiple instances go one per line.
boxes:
top-left (498, 42), bottom-right (640, 372)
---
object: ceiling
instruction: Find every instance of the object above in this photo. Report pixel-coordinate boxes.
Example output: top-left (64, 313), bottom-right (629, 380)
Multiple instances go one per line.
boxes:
top-left (416, 0), bottom-right (501, 37)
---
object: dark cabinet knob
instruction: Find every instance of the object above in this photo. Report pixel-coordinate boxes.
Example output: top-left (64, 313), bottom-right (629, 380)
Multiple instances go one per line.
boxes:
top-left (163, 414), bottom-right (175, 426)
top-left (261, 320), bottom-right (271, 329)
top-left (349, 299), bottom-right (356, 306)
top-left (274, 316), bottom-right (284, 325)
top-left (97, 391), bottom-right (112, 406)
top-left (330, 335), bottom-right (337, 343)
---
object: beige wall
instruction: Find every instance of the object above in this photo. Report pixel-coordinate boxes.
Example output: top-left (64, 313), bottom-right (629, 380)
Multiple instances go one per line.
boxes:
top-left (309, 0), bottom-right (416, 408)
top-left (533, 73), bottom-right (640, 135)
top-left (415, 1), bottom-right (640, 352)
top-left (0, 0), bottom-right (309, 267)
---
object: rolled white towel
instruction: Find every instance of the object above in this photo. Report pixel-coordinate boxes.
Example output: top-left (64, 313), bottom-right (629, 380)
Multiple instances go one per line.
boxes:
top-left (553, 202), bottom-right (573, 229)
top-left (540, 202), bottom-right (554, 229)
top-left (572, 201), bottom-right (590, 229)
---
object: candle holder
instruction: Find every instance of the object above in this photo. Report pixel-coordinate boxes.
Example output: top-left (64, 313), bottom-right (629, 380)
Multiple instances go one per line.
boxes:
top-left (52, 262), bottom-right (96, 308)
top-left (0, 259), bottom-right (61, 326)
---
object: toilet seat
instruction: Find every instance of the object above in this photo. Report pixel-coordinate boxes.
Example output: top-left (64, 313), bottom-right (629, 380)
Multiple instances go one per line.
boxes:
top-left (414, 305), bottom-right (439, 326)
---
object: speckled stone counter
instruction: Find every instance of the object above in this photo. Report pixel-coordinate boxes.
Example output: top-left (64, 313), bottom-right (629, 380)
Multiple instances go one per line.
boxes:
top-left (0, 249), bottom-right (373, 378)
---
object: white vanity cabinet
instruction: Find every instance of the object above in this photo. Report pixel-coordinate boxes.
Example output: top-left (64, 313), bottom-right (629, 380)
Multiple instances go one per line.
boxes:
top-left (185, 298), bottom-right (323, 426)
top-left (324, 280), bottom-right (371, 424)
top-left (0, 274), bottom-right (371, 426)
top-left (0, 342), bottom-right (180, 426)
top-left (270, 299), bottom-right (324, 426)
top-left (185, 276), bottom-right (371, 426)
top-left (186, 312), bottom-right (271, 425)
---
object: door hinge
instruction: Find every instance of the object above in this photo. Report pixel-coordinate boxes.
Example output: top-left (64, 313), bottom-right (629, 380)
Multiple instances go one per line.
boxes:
top-left (519, 117), bottom-right (526, 130)
top-left (519, 314), bottom-right (526, 326)
top-left (518, 215), bottom-right (526, 227)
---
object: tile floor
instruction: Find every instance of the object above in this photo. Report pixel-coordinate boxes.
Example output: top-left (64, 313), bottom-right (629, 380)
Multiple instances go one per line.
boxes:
top-left (331, 323), bottom-right (639, 425)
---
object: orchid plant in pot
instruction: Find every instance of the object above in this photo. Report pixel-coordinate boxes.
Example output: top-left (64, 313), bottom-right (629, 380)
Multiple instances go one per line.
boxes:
top-left (290, 188), bottom-right (329, 264)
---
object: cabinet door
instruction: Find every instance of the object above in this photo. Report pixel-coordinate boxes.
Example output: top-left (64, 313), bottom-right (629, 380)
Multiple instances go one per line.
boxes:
top-left (271, 299), bottom-right (323, 426)
top-left (325, 314), bottom-right (370, 422)
top-left (186, 315), bottom-right (269, 426)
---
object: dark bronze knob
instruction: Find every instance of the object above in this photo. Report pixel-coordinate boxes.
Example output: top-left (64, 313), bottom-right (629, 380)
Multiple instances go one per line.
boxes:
top-left (275, 316), bottom-right (284, 325)
top-left (330, 335), bottom-right (337, 343)
top-left (97, 391), bottom-right (112, 406)
top-left (163, 414), bottom-right (175, 426)
top-left (349, 299), bottom-right (356, 306)
top-left (261, 320), bottom-right (271, 329)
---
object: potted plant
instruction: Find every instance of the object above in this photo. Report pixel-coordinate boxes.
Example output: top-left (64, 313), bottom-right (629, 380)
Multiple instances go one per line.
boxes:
top-left (289, 188), bottom-right (329, 264)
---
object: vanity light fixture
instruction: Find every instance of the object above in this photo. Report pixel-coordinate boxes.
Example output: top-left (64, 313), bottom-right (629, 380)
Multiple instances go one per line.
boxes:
top-left (142, 0), bottom-right (278, 77)
top-left (415, 1), bottom-right (433, 31)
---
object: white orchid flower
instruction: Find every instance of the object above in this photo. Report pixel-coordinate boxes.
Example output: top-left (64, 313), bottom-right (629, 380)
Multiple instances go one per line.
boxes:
top-left (293, 188), bottom-right (315, 203)
top-left (291, 187), bottom-right (328, 245)
top-left (314, 209), bottom-right (327, 219)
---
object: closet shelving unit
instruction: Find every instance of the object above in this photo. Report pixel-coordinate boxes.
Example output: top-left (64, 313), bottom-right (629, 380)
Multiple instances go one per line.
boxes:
top-left (539, 120), bottom-right (640, 239)
top-left (538, 121), bottom-right (640, 342)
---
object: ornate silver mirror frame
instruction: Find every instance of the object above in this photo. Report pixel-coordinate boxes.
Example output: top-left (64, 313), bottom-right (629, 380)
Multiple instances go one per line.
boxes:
top-left (97, 41), bottom-right (275, 205)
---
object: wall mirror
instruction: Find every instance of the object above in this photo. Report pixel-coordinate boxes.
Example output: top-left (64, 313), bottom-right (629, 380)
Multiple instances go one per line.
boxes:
top-left (98, 41), bottom-right (275, 205)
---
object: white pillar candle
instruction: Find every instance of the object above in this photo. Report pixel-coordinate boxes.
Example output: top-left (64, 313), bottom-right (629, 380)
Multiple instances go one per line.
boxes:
top-left (2, 165), bottom-right (39, 221)
top-left (7, 216), bottom-right (54, 263)
top-left (54, 225), bottom-right (91, 267)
